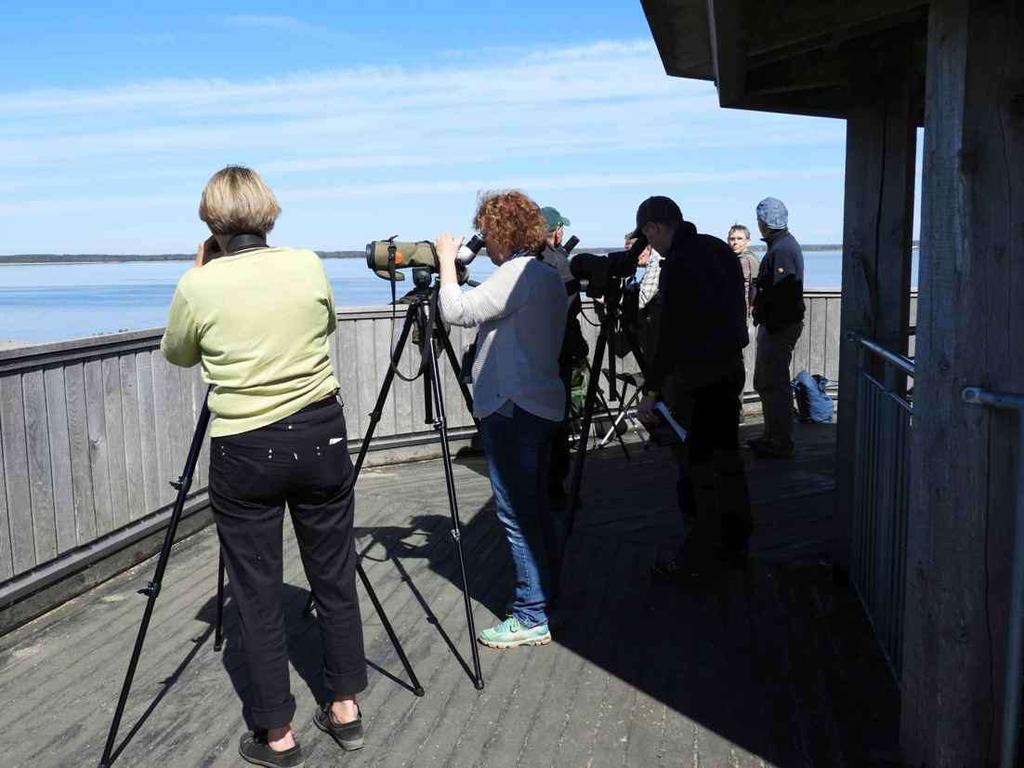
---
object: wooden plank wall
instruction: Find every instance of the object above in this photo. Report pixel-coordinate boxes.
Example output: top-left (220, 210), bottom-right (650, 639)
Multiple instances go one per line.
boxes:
top-left (0, 294), bottom-right (850, 583)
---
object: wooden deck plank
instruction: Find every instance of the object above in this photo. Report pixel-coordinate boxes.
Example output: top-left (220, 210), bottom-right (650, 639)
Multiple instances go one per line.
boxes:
top-left (118, 355), bottom-right (145, 521)
top-left (1, 373), bottom-right (36, 573)
top-left (825, 297), bottom-right (842, 382)
top-left (62, 362), bottom-right (97, 546)
top-left (809, 298), bottom-right (828, 377)
top-left (83, 358), bottom-right (114, 536)
top-left (0, 383), bottom-right (14, 580)
top-left (44, 367), bottom-right (77, 554)
top-left (134, 352), bottom-right (160, 513)
top-left (372, 318), bottom-right (399, 438)
top-left (190, 369), bottom-right (210, 490)
top-left (0, 422), bottom-right (900, 768)
top-left (150, 352), bottom-right (177, 509)
top-left (336, 319), bottom-right (361, 437)
top-left (22, 369), bottom-right (58, 564)
top-left (102, 356), bottom-right (131, 530)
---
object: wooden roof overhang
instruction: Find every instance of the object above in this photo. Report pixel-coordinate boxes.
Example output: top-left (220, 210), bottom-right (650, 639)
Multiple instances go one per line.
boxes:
top-left (641, 0), bottom-right (930, 122)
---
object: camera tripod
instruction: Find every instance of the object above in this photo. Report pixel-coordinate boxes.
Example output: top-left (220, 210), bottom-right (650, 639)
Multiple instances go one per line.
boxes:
top-left (98, 390), bottom-right (424, 768)
top-left (302, 271), bottom-right (485, 690)
top-left (566, 280), bottom-right (649, 539)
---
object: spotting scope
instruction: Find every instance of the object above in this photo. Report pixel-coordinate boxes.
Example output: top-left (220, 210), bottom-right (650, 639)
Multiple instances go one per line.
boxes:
top-left (366, 234), bottom-right (485, 281)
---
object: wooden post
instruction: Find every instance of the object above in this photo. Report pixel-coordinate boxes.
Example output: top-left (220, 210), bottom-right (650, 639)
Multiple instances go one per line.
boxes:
top-left (835, 50), bottom-right (918, 571)
top-left (902, 0), bottom-right (1024, 764)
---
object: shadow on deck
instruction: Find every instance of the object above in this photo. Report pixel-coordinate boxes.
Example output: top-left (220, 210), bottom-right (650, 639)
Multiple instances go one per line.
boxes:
top-left (0, 421), bottom-right (900, 767)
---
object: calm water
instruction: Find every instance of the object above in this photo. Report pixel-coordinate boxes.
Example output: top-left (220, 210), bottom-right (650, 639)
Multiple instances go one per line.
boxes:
top-left (0, 249), bottom-right (893, 344)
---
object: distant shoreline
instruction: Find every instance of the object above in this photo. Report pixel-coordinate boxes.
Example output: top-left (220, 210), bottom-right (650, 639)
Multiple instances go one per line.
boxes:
top-left (0, 250), bottom-right (366, 265)
top-left (0, 244), bottom-right (859, 265)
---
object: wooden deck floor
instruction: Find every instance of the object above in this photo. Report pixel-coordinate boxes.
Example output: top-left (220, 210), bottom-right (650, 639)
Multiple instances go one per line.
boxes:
top-left (0, 422), bottom-right (900, 768)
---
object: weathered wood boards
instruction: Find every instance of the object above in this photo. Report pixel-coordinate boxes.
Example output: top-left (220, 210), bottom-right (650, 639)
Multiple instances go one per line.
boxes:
top-left (903, 0), bottom-right (1024, 763)
top-left (0, 297), bottom-right (845, 588)
top-left (0, 422), bottom-right (902, 768)
top-left (836, 72), bottom-right (918, 584)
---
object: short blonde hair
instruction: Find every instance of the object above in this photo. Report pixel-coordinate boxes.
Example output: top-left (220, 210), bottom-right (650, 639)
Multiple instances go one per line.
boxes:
top-left (199, 166), bottom-right (280, 235)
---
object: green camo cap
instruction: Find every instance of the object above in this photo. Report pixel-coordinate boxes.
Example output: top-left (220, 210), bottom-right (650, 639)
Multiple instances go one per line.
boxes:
top-left (540, 206), bottom-right (570, 232)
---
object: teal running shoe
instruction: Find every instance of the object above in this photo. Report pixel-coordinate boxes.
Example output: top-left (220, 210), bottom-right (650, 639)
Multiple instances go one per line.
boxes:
top-left (477, 616), bottom-right (552, 649)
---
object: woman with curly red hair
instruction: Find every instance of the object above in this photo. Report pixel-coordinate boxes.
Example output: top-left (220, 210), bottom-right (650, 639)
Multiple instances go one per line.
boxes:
top-left (435, 190), bottom-right (568, 649)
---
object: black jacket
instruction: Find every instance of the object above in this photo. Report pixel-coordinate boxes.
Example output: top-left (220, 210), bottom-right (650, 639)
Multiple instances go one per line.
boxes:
top-left (647, 222), bottom-right (749, 392)
top-left (752, 230), bottom-right (805, 332)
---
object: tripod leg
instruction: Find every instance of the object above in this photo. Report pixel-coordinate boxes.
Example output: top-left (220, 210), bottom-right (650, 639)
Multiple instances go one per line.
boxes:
top-left (565, 320), bottom-right (610, 540)
top-left (424, 300), bottom-right (485, 690)
top-left (356, 563), bottom-right (425, 696)
top-left (594, 387), bottom-right (631, 462)
top-left (598, 386), bottom-right (642, 449)
top-left (99, 398), bottom-right (211, 768)
top-left (436, 322), bottom-right (476, 415)
top-left (353, 302), bottom-right (420, 478)
top-left (305, 302), bottom-right (420, 617)
top-left (213, 550), bottom-right (226, 653)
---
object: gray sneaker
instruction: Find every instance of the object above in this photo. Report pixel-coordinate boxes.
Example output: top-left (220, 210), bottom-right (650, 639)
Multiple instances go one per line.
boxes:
top-left (314, 705), bottom-right (364, 751)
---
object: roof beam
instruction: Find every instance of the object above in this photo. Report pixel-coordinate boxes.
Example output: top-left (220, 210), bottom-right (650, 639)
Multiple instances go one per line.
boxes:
top-left (745, 0), bottom-right (928, 59)
top-left (706, 0), bottom-right (747, 105)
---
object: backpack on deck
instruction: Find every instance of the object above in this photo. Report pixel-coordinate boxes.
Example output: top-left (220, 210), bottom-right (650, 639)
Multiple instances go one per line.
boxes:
top-left (792, 370), bottom-right (833, 423)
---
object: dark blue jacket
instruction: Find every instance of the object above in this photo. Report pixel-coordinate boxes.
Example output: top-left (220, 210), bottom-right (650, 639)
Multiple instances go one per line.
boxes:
top-left (648, 221), bottom-right (748, 391)
top-left (752, 230), bottom-right (805, 331)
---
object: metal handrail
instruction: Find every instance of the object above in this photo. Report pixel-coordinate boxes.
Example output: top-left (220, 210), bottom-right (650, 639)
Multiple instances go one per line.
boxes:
top-left (848, 332), bottom-right (915, 377)
top-left (962, 387), bottom-right (1024, 768)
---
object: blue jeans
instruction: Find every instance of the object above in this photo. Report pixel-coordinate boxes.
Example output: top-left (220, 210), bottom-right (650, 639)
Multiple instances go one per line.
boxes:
top-left (478, 405), bottom-right (560, 628)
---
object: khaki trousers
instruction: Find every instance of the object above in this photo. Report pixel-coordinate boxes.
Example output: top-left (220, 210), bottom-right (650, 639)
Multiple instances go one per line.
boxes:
top-left (753, 322), bottom-right (803, 445)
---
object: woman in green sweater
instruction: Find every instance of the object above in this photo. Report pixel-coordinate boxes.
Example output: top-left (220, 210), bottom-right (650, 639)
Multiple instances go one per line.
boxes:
top-left (161, 166), bottom-right (365, 768)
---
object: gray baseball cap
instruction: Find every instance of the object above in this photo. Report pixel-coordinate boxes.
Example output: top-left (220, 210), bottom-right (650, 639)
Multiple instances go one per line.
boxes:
top-left (756, 197), bottom-right (788, 229)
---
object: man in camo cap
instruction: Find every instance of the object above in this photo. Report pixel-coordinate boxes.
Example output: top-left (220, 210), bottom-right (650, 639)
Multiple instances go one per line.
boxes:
top-left (749, 197), bottom-right (805, 458)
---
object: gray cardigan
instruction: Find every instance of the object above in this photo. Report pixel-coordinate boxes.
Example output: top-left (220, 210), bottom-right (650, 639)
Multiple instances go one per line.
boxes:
top-left (439, 254), bottom-right (568, 421)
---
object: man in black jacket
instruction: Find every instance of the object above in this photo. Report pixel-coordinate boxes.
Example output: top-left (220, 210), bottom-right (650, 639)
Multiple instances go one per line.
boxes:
top-left (635, 196), bottom-right (752, 573)
top-left (749, 197), bottom-right (805, 459)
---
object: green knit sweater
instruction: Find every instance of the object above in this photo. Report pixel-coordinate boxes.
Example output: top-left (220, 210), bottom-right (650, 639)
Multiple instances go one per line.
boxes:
top-left (160, 246), bottom-right (339, 437)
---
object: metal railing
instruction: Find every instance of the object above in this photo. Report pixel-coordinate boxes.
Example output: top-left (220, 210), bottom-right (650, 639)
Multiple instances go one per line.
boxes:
top-left (962, 387), bottom-right (1024, 768)
top-left (849, 332), bottom-right (914, 680)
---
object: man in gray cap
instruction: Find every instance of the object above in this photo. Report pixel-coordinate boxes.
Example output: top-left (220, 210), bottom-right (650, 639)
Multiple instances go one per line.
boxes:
top-left (749, 197), bottom-right (805, 458)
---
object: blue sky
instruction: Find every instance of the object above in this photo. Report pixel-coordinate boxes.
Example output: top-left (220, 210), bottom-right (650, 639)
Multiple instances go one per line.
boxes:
top-left (0, 1), bottom-right (856, 254)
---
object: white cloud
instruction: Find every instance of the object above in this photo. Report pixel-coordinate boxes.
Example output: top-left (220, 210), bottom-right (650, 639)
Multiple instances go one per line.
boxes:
top-left (221, 15), bottom-right (328, 35)
top-left (0, 39), bottom-right (847, 251)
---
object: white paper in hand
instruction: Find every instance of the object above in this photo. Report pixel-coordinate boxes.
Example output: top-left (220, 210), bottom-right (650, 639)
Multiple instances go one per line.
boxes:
top-left (654, 401), bottom-right (688, 444)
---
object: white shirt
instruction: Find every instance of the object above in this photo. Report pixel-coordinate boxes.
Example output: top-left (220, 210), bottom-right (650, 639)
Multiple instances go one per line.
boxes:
top-left (638, 250), bottom-right (662, 310)
top-left (439, 253), bottom-right (568, 421)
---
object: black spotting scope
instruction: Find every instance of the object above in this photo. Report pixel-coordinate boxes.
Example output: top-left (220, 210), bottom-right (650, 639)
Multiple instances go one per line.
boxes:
top-left (568, 233), bottom-right (648, 299)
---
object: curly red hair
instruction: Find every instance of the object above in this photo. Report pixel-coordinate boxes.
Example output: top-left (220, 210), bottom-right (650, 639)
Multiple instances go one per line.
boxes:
top-left (473, 190), bottom-right (548, 256)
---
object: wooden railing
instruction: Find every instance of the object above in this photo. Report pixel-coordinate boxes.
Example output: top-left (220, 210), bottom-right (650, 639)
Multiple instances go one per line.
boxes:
top-left (0, 292), bottom-right (852, 607)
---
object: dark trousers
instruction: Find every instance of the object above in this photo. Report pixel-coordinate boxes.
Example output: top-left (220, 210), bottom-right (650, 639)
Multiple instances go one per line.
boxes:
top-left (210, 397), bottom-right (367, 729)
top-left (670, 363), bottom-right (753, 560)
top-left (548, 361), bottom-right (574, 496)
top-left (754, 322), bottom-right (803, 447)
